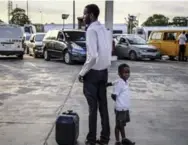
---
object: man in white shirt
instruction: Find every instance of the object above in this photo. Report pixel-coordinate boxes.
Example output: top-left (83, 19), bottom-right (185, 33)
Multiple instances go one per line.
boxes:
top-left (78, 4), bottom-right (112, 145)
top-left (178, 31), bottom-right (187, 61)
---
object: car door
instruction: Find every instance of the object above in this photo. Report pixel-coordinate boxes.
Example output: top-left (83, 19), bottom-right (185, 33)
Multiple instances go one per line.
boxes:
top-left (115, 37), bottom-right (129, 58)
top-left (48, 30), bottom-right (58, 57)
top-left (161, 31), bottom-right (178, 56)
top-left (54, 32), bottom-right (66, 58)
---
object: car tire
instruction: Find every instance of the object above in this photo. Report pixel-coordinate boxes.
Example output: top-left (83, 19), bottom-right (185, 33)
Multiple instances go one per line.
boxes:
top-left (129, 51), bottom-right (137, 61)
top-left (150, 58), bottom-right (155, 61)
top-left (44, 49), bottom-right (50, 61)
top-left (64, 50), bottom-right (73, 64)
top-left (17, 54), bottom-right (23, 59)
top-left (33, 52), bottom-right (38, 58)
top-left (169, 56), bottom-right (175, 61)
top-left (33, 49), bottom-right (38, 58)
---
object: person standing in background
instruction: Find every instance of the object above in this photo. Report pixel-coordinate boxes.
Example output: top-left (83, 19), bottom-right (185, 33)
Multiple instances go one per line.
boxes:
top-left (78, 4), bottom-right (112, 145)
top-left (178, 31), bottom-right (187, 61)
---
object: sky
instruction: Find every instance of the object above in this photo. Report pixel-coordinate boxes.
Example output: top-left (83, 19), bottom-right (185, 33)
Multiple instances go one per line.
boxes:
top-left (0, 0), bottom-right (188, 25)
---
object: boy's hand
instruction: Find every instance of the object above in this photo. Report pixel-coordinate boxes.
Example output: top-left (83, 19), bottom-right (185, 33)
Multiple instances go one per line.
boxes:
top-left (111, 94), bottom-right (116, 101)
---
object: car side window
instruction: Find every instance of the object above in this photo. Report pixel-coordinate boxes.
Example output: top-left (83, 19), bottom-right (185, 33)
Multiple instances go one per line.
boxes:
top-left (57, 32), bottom-right (64, 40)
top-left (163, 32), bottom-right (177, 41)
top-left (186, 33), bottom-right (188, 42)
top-left (119, 38), bottom-right (126, 43)
top-left (151, 32), bottom-right (162, 40)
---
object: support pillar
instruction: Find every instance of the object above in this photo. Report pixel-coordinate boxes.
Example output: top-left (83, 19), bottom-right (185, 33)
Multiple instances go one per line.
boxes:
top-left (105, 0), bottom-right (117, 60)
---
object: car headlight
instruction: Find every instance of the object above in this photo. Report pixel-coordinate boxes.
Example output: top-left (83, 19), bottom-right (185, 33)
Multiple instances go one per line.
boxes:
top-left (72, 47), bottom-right (86, 55)
top-left (140, 49), bottom-right (147, 52)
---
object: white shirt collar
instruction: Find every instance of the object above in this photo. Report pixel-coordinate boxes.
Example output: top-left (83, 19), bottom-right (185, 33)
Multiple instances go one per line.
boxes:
top-left (89, 21), bottom-right (100, 28)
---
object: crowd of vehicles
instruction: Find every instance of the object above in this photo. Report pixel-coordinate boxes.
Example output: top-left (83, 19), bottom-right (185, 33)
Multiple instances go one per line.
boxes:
top-left (1, 23), bottom-right (188, 64)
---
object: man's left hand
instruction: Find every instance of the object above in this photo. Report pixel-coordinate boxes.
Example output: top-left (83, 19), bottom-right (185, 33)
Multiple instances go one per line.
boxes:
top-left (78, 75), bottom-right (84, 83)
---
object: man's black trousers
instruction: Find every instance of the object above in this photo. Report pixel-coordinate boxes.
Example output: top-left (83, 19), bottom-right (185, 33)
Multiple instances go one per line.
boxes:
top-left (83, 69), bottom-right (110, 144)
top-left (179, 45), bottom-right (186, 61)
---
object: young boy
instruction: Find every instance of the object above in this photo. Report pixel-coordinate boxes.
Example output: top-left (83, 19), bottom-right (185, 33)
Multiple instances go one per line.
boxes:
top-left (111, 63), bottom-right (135, 145)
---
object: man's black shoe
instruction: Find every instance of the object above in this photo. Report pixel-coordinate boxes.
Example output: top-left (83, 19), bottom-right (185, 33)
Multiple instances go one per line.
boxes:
top-left (96, 139), bottom-right (108, 145)
top-left (115, 141), bottom-right (121, 145)
top-left (85, 140), bottom-right (96, 145)
top-left (122, 138), bottom-right (135, 145)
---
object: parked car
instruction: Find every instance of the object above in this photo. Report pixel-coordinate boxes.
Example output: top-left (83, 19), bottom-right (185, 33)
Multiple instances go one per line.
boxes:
top-left (115, 34), bottom-right (161, 60)
top-left (27, 33), bottom-right (46, 58)
top-left (42, 29), bottom-right (86, 64)
top-left (0, 24), bottom-right (24, 59)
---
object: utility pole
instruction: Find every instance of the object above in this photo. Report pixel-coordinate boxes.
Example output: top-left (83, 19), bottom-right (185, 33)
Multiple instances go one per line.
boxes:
top-left (40, 11), bottom-right (43, 24)
top-left (73, 0), bottom-right (75, 29)
top-left (27, 0), bottom-right (29, 17)
top-left (8, 0), bottom-right (13, 23)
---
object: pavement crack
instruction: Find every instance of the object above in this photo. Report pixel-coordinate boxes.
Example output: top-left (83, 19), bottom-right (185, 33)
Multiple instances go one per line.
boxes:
top-left (43, 74), bottom-right (79, 145)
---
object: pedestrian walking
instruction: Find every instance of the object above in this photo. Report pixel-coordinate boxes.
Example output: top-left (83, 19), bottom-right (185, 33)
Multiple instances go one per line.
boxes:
top-left (178, 31), bottom-right (187, 61)
top-left (111, 63), bottom-right (135, 145)
top-left (78, 4), bottom-right (112, 145)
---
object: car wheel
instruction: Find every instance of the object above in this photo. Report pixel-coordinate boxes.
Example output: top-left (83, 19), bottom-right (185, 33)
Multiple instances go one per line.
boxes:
top-left (169, 56), bottom-right (175, 61)
top-left (150, 58), bottom-right (155, 61)
top-left (129, 51), bottom-right (137, 61)
top-left (17, 54), bottom-right (23, 59)
top-left (64, 51), bottom-right (72, 64)
top-left (44, 50), bottom-right (50, 61)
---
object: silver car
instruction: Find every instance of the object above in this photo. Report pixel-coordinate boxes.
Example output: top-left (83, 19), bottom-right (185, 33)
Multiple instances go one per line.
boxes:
top-left (115, 34), bottom-right (161, 60)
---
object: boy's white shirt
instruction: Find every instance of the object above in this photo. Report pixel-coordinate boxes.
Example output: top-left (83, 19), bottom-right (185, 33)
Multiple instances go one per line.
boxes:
top-left (112, 78), bottom-right (130, 111)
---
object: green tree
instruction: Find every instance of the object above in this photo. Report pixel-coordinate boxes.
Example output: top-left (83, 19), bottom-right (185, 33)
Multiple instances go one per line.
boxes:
top-left (10, 8), bottom-right (31, 26)
top-left (142, 14), bottom-right (169, 26)
top-left (171, 16), bottom-right (188, 26)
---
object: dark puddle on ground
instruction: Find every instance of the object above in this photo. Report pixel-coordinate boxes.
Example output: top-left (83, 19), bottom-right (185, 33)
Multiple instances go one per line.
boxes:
top-left (16, 87), bottom-right (36, 94)
top-left (0, 93), bottom-right (12, 100)
top-left (0, 102), bottom-right (3, 106)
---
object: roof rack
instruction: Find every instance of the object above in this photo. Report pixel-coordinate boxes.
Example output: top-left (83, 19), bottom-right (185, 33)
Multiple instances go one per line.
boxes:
top-left (0, 23), bottom-right (20, 28)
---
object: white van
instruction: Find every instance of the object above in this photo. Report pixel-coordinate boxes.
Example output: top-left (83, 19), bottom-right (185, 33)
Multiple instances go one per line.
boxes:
top-left (0, 24), bottom-right (24, 59)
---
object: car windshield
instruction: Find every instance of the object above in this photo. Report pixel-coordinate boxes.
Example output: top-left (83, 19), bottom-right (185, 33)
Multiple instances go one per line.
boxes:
top-left (0, 27), bottom-right (23, 38)
top-left (125, 35), bottom-right (146, 45)
top-left (64, 31), bottom-right (85, 41)
top-left (35, 34), bottom-right (45, 41)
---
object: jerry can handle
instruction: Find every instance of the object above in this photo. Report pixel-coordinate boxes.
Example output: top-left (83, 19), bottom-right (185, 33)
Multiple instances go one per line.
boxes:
top-left (67, 110), bottom-right (73, 113)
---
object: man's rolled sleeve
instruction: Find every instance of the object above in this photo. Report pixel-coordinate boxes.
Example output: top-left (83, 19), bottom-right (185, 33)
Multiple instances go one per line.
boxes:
top-left (79, 29), bottom-right (98, 76)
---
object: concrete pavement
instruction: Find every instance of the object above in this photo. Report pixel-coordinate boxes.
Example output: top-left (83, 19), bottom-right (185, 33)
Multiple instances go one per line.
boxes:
top-left (0, 56), bottom-right (188, 145)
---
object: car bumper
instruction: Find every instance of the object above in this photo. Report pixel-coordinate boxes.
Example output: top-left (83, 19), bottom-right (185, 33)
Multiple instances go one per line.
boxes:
top-left (34, 49), bottom-right (43, 56)
top-left (138, 52), bottom-right (161, 59)
top-left (0, 50), bottom-right (24, 56)
top-left (71, 53), bottom-right (86, 62)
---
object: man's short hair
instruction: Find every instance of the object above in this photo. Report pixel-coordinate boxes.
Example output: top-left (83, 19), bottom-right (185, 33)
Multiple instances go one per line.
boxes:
top-left (85, 4), bottom-right (100, 18)
top-left (183, 31), bottom-right (185, 34)
top-left (118, 63), bottom-right (130, 73)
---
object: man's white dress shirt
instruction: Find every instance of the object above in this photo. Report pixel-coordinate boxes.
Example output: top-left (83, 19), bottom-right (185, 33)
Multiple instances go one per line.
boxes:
top-left (178, 33), bottom-right (187, 45)
top-left (113, 78), bottom-right (131, 111)
top-left (79, 21), bottom-right (112, 76)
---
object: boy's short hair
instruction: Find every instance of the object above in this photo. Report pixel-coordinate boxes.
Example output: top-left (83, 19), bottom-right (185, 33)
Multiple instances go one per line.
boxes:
top-left (118, 63), bottom-right (130, 73)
